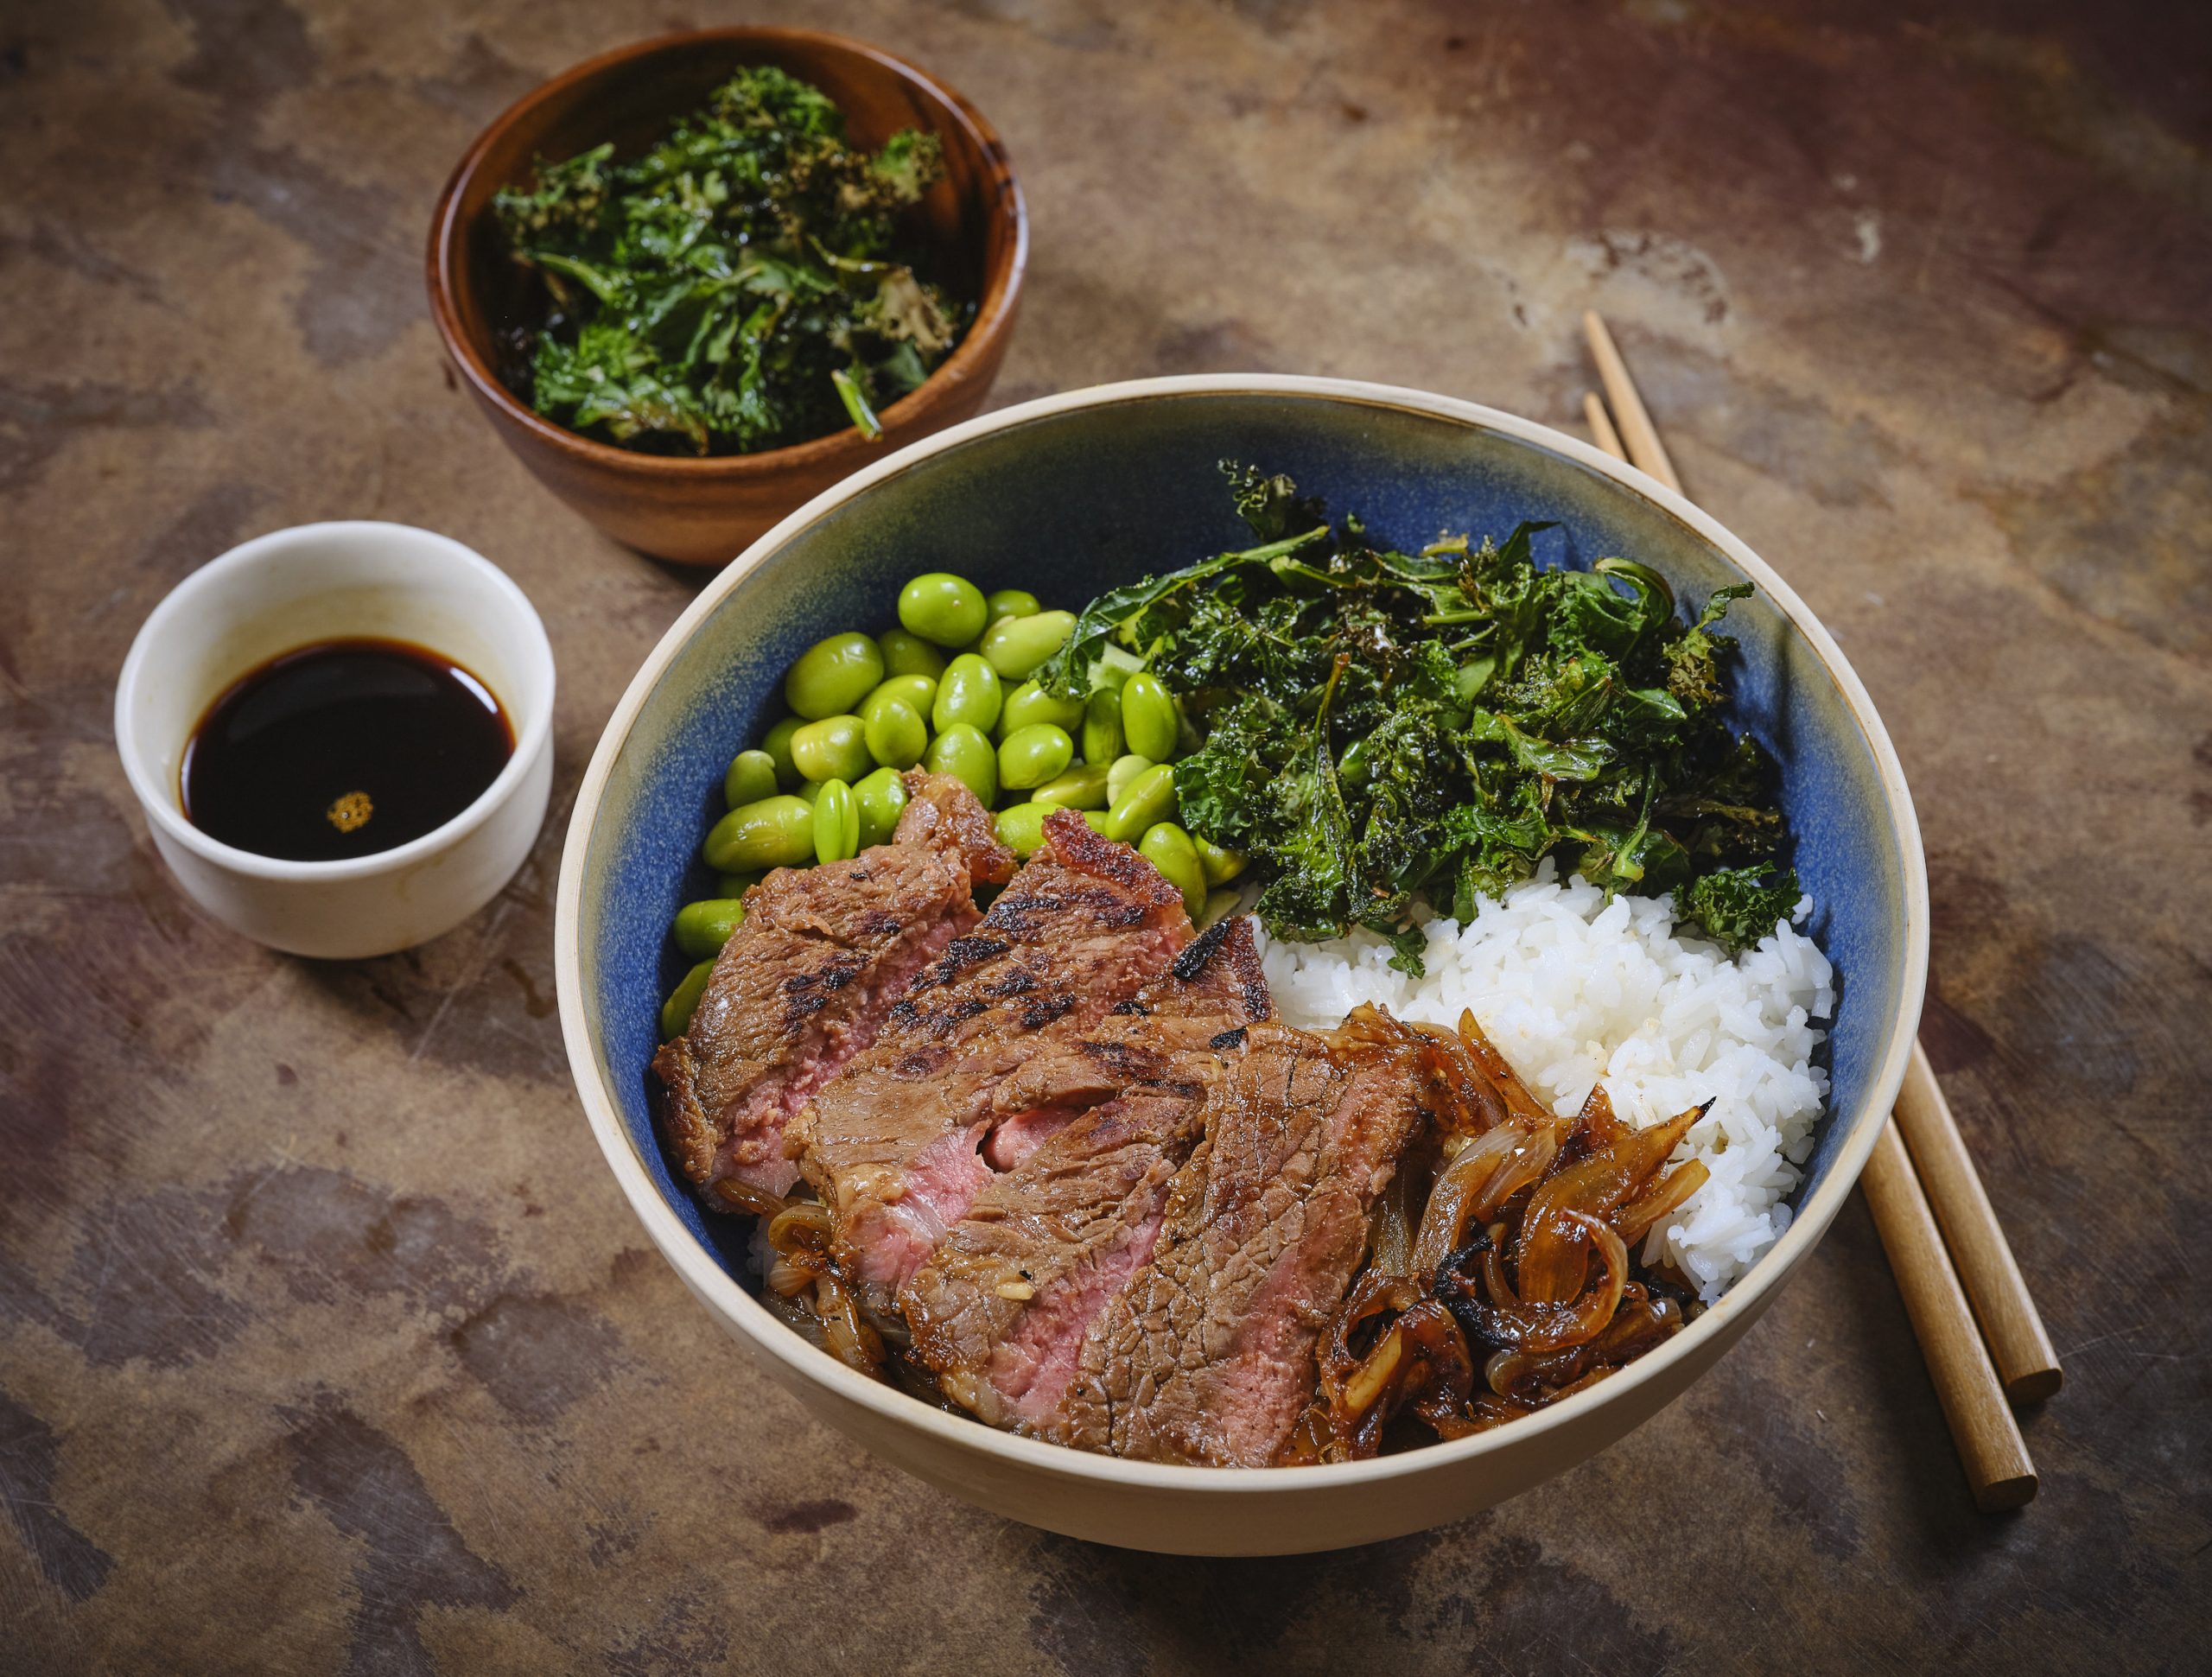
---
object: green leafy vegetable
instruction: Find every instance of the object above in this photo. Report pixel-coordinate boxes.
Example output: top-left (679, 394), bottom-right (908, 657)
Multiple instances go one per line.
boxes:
top-left (493, 67), bottom-right (966, 456)
top-left (1053, 464), bottom-right (1800, 966)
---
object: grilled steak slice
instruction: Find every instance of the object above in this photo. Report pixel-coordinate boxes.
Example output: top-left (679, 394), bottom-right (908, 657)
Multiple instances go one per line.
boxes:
top-left (789, 810), bottom-right (1194, 1309)
top-left (652, 772), bottom-right (1012, 1205)
top-left (1058, 1008), bottom-right (1428, 1465)
top-left (896, 918), bottom-right (1274, 1425)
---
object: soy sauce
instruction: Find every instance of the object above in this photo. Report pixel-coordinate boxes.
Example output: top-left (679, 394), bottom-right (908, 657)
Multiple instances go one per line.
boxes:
top-left (181, 638), bottom-right (513, 862)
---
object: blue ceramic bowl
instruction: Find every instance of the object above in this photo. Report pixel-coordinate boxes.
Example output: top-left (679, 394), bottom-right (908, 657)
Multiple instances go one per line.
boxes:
top-left (555, 376), bottom-right (1927, 1554)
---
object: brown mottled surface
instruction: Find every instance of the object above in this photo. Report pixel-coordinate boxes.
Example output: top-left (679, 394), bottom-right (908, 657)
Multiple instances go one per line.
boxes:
top-left (2, 0), bottom-right (2205, 1669)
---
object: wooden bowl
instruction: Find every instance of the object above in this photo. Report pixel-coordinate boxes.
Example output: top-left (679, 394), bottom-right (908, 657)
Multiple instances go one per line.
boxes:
top-left (427, 29), bottom-right (1027, 566)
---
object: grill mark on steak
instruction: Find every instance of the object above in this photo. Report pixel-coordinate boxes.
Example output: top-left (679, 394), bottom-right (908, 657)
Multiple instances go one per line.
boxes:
top-left (652, 773), bottom-right (1007, 1203)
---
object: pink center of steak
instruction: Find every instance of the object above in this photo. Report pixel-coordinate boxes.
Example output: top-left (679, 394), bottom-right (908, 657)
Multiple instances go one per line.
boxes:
top-left (995, 1204), bottom-right (1166, 1428)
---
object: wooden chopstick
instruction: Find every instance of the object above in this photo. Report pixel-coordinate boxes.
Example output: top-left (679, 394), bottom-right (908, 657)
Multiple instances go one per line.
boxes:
top-left (1892, 1041), bottom-right (2063, 1401)
top-left (1581, 391), bottom-right (1625, 463)
top-left (1583, 311), bottom-right (1682, 494)
top-left (1580, 336), bottom-right (2055, 1505)
top-left (1861, 1121), bottom-right (2037, 1509)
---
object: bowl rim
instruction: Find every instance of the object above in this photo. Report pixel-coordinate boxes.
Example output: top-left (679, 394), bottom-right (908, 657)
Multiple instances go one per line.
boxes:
top-left (426, 25), bottom-right (1030, 480)
top-left (114, 520), bottom-right (557, 884)
top-left (554, 372), bottom-right (1929, 1495)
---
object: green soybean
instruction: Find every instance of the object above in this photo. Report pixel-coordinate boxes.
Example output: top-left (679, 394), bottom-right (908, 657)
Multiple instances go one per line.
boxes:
top-left (1082, 810), bottom-right (1111, 833)
top-left (793, 779), bottom-right (822, 804)
top-left (931, 653), bottom-right (1002, 734)
top-left (1120, 672), bottom-right (1180, 762)
top-left (1107, 753), bottom-right (1155, 804)
top-left (1081, 686), bottom-right (1125, 766)
top-left (877, 626), bottom-right (947, 679)
top-left (704, 794), bottom-right (816, 872)
top-left (715, 871), bottom-right (763, 899)
top-left (985, 588), bottom-right (1041, 620)
top-left (861, 673), bottom-right (938, 725)
top-left (785, 632), bottom-right (884, 721)
top-left (674, 898), bottom-right (747, 959)
top-left (1192, 833), bottom-right (1248, 886)
top-left (760, 716), bottom-right (804, 788)
top-left (1139, 822), bottom-right (1207, 918)
top-left (813, 778), bottom-right (861, 863)
top-left (1032, 762), bottom-right (1109, 810)
top-left (863, 697), bottom-right (927, 770)
top-left (854, 765), bottom-right (910, 848)
top-left (1101, 763), bottom-right (1175, 843)
top-left (925, 722), bottom-right (998, 804)
top-left (995, 801), bottom-right (1049, 857)
top-left (999, 680), bottom-right (1086, 738)
top-left (790, 715), bottom-right (871, 784)
top-left (661, 960), bottom-right (716, 1039)
top-left (899, 572), bottom-right (989, 647)
top-left (723, 748), bottom-right (779, 810)
top-left (999, 723), bottom-right (1074, 791)
top-left (979, 610), bottom-right (1077, 681)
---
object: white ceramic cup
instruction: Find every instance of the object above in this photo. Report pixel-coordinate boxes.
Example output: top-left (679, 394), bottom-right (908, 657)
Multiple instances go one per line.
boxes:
top-left (115, 522), bottom-right (556, 959)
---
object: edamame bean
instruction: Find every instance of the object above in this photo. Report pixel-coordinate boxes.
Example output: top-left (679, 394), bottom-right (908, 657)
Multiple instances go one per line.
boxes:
top-left (723, 748), bottom-right (779, 810)
top-left (998, 723), bottom-right (1074, 791)
top-left (899, 572), bottom-right (989, 647)
top-left (863, 696), bottom-right (927, 770)
top-left (854, 765), bottom-right (910, 848)
top-left (1081, 686), bottom-right (1124, 766)
top-left (793, 779), bottom-right (822, 804)
top-left (1139, 823), bottom-right (1207, 918)
top-left (1107, 753), bottom-right (1155, 804)
top-left (760, 716), bottom-right (804, 788)
top-left (1100, 763), bottom-right (1175, 843)
top-left (995, 801), bottom-right (1049, 857)
top-left (703, 795), bottom-right (816, 872)
top-left (861, 674), bottom-right (938, 726)
top-left (1120, 672), bottom-right (1180, 762)
top-left (979, 610), bottom-right (1077, 681)
top-left (1032, 762), bottom-right (1109, 810)
top-left (1192, 833), bottom-right (1248, 886)
top-left (998, 679), bottom-right (1085, 738)
top-left (790, 715), bottom-right (871, 784)
top-left (662, 959), bottom-right (717, 1039)
top-left (1082, 810), bottom-right (1111, 834)
top-left (925, 722), bottom-right (998, 804)
top-left (785, 632), bottom-right (884, 721)
top-left (813, 778), bottom-right (861, 863)
top-left (878, 626), bottom-right (947, 679)
top-left (931, 653), bottom-right (1002, 734)
top-left (715, 871), bottom-right (762, 899)
top-left (985, 588), bottom-right (1040, 620)
top-left (674, 898), bottom-right (747, 959)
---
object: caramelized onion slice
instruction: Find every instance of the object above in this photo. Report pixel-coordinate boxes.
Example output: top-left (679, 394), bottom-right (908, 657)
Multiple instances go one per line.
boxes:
top-left (1455, 1210), bottom-right (1630, 1357)
top-left (1516, 1101), bottom-right (1710, 1305)
top-left (1612, 1158), bottom-right (1711, 1248)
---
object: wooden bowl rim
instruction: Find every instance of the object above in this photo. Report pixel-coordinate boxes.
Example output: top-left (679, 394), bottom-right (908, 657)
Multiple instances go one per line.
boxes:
top-left (425, 26), bottom-right (1028, 480)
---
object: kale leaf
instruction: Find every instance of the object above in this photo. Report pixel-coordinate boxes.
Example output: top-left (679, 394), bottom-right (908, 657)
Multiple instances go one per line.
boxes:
top-left (1071, 463), bottom-right (1798, 963)
top-left (493, 67), bottom-right (967, 456)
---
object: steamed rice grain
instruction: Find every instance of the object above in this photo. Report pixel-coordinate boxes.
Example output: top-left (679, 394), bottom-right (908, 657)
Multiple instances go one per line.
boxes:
top-left (1254, 862), bottom-right (1833, 1299)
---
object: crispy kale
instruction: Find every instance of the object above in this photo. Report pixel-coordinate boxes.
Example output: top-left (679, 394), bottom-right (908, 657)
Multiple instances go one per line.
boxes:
top-left (493, 67), bottom-right (966, 456)
top-left (1044, 464), bottom-right (1798, 967)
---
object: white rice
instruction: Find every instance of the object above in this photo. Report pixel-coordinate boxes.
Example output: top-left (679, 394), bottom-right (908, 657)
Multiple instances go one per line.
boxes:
top-left (1253, 861), bottom-right (1833, 1299)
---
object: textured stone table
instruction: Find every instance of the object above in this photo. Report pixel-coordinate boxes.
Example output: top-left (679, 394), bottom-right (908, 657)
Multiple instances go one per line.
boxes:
top-left (4, 2), bottom-right (2206, 1670)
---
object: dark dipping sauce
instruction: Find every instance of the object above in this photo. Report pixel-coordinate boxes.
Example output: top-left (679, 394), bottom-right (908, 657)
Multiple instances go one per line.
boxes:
top-left (181, 638), bottom-right (513, 862)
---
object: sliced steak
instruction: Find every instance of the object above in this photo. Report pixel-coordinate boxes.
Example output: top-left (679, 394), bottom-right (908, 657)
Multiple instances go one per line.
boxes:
top-left (1058, 1008), bottom-right (1428, 1465)
top-left (652, 772), bottom-right (1012, 1207)
top-left (788, 810), bottom-right (1195, 1310)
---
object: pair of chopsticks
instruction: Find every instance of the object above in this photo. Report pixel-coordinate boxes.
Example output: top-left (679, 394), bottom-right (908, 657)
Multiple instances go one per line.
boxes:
top-left (1580, 312), bottom-right (2060, 1512)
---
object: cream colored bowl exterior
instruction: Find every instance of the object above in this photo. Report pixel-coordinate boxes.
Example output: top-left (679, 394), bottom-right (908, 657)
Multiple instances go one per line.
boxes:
top-left (557, 376), bottom-right (1928, 1555)
top-left (116, 522), bottom-right (556, 960)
